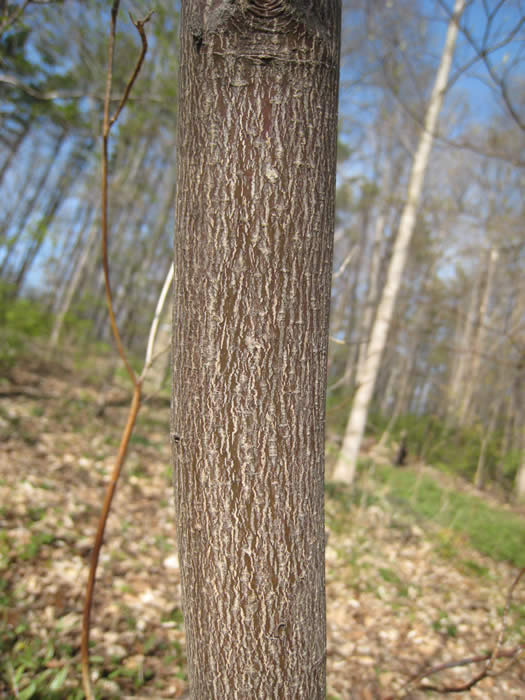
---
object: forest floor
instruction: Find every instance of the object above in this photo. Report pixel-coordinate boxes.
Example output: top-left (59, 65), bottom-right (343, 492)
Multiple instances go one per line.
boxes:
top-left (0, 350), bottom-right (524, 699)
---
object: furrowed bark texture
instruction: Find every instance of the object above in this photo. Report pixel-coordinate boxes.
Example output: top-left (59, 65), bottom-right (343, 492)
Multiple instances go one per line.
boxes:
top-left (171, 2), bottom-right (340, 698)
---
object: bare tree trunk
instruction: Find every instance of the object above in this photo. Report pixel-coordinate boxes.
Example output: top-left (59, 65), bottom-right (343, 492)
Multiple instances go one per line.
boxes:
top-left (458, 247), bottom-right (499, 426)
top-left (379, 346), bottom-right (416, 447)
top-left (515, 461), bottom-right (525, 502)
top-left (12, 142), bottom-right (89, 296)
top-left (355, 212), bottom-right (384, 379)
top-left (49, 221), bottom-right (99, 348)
top-left (333, 0), bottom-right (465, 483)
top-left (514, 355), bottom-right (525, 501)
top-left (447, 274), bottom-right (481, 424)
top-left (0, 128), bottom-right (67, 277)
top-left (172, 3), bottom-right (340, 698)
top-left (337, 225), bottom-right (368, 390)
top-left (474, 398), bottom-right (500, 490)
top-left (379, 362), bottom-right (399, 417)
top-left (0, 120), bottom-right (30, 189)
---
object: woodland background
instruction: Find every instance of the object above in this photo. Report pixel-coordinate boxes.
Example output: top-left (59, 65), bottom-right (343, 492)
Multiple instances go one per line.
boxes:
top-left (1, 0), bottom-right (524, 498)
top-left (0, 0), bottom-right (525, 697)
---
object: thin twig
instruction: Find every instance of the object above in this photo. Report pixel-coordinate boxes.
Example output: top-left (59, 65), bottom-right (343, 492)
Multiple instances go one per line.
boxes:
top-left (100, 3), bottom-right (153, 385)
top-left (100, 1), bottom-right (137, 385)
top-left (109, 11), bottom-right (154, 127)
top-left (405, 566), bottom-right (525, 694)
top-left (0, 72), bottom-right (165, 103)
top-left (0, 0), bottom-right (31, 37)
top-left (489, 567), bottom-right (525, 672)
top-left (436, 0), bottom-right (525, 131)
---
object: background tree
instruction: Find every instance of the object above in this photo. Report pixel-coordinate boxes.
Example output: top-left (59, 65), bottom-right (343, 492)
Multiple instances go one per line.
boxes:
top-left (333, 0), bottom-right (466, 483)
top-left (0, 0), bottom-right (524, 522)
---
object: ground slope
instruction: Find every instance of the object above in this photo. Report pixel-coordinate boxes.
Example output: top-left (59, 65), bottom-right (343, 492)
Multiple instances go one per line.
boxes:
top-left (0, 356), bottom-right (523, 698)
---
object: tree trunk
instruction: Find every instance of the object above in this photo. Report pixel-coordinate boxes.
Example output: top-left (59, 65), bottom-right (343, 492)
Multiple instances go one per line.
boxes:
top-left (12, 141), bottom-right (89, 296)
top-left (474, 398), bottom-right (500, 490)
top-left (514, 353), bottom-right (525, 502)
top-left (355, 212), bottom-right (384, 380)
top-left (171, 3), bottom-right (340, 698)
top-left (0, 120), bottom-right (30, 190)
top-left (447, 273), bottom-right (482, 424)
top-left (458, 247), bottom-right (499, 426)
top-left (49, 221), bottom-right (99, 348)
top-left (144, 298), bottom-right (171, 394)
top-left (332, 0), bottom-right (465, 483)
top-left (515, 462), bottom-right (525, 502)
top-left (0, 128), bottom-right (67, 277)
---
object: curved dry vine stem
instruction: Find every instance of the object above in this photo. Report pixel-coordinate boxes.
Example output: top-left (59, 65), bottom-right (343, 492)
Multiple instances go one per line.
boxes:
top-left (81, 3), bottom-right (155, 698)
top-left (403, 566), bottom-right (525, 695)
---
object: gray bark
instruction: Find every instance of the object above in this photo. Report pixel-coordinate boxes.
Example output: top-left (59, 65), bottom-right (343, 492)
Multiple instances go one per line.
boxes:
top-left (171, 2), bottom-right (340, 698)
top-left (458, 247), bottom-right (499, 426)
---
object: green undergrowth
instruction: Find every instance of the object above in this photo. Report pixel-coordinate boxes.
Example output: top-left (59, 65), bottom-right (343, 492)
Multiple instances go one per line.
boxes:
top-left (0, 579), bottom-right (82, 700)
top-left (324, 480), bottom-right (378, 535)
top-left (0, 282), bottom-right (53, 371)
top-left (371, 464), bottom-right (525, 568)
top-left (368, 409), bottom-right (517, 486)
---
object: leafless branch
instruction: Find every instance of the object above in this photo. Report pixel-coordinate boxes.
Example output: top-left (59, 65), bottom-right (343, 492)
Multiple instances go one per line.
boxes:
top-left (405, 566), bottom-right (525, 694)
top-left (437, 0), bottom-right (525, 131)
top-left (109, 10), bottom-right (154, 128)
top-left (0, 0), bottom-right (31, 37)
top-left (0, 0), bottom-right (62, 37)
top-left (81, 4), bottom-right (154, 699)
top-left (0, 72), bottom-right (164, 103)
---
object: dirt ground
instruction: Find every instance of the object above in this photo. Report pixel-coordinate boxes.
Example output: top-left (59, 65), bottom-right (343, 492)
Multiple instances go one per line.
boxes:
top-left (0, 355), bottom-right (524, 698)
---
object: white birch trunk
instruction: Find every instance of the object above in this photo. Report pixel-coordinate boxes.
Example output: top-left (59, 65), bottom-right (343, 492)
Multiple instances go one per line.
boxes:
top-left (333, 0), bottom-right (465, 483)
top-left (474, 398), bottom-right (499, 490)
top-left (355, 213), bottom-right (384, 380)
top-left (516, 458), bottom-right (525, 502)
top-left (447, 275), bottom-right (481, 423)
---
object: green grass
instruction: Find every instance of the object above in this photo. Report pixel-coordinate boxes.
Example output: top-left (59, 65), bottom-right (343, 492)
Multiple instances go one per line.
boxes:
top-left (162, 606), bottom-right (184, 626)
top-left (0, 628), bottom-right (79, 699)
top-left (374, 465), bottom-right (525, 567)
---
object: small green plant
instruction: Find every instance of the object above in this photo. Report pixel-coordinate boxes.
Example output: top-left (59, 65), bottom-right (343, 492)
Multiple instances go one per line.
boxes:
top-left (461, 559), bottom-right (489, 578)
top-left (130, 433), bottom-right (154, 448)
top-left (432, 612), bottom-right (458, 638)
top-left (1, 634), bottom-right (74, 699)
top-left (162, 606), bottom-right (184, 627)
top-left (378, 567), bottom-right (402, 585)
top-left (20, 532), bottom-right (55, 560)
top-left (27, 506), bottom-right (46, 522)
